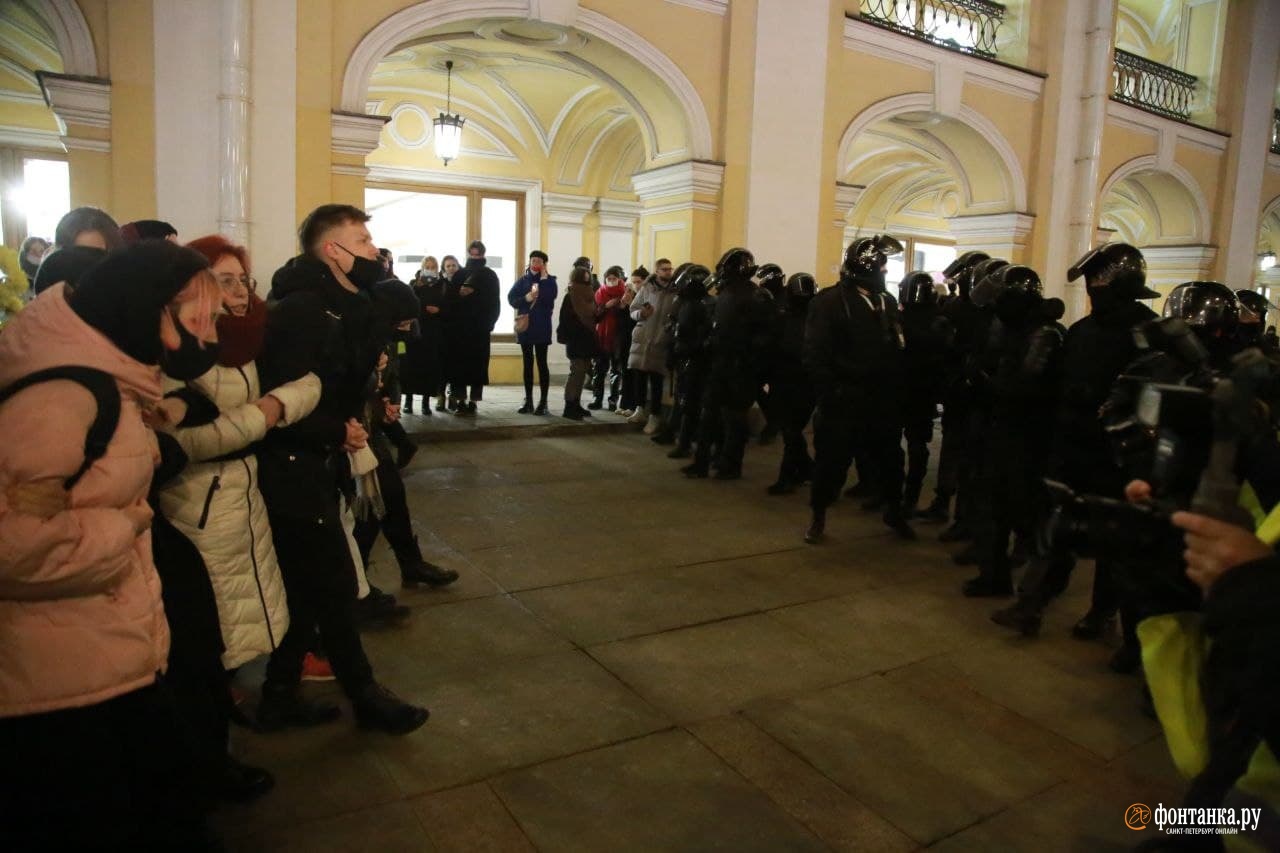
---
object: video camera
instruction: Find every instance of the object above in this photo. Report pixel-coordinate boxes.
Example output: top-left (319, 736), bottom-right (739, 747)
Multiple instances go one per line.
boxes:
top-left (1039, 319), bottom-right (1276, 609)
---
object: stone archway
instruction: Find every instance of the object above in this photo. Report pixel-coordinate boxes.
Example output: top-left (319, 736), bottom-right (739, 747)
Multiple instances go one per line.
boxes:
top-left (1098, 155), bottom-right (1215, 302)
top-left (834, 93), bottom-right (1032, 267)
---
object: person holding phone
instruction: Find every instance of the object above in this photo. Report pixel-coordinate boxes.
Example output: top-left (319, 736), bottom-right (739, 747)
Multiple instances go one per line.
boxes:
top-left (508, 250), bottom-right (557, 415)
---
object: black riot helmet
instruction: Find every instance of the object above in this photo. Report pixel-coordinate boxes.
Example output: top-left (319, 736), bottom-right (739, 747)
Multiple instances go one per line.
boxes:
top-left (991, 265), bottom-right (1044, 324)
top-left (756, 262), bottom-right (785, 296)
top-left (716, 247), bottom-right (757, 282)
top-left (841, 234), bottom-right (904, 281)
top-left (1235, 289), bottom-right (1276, 324)
top-left (942, 250), bottom-right (990, 299)
top-left (967, 258), bottom-right (1010, 309)
top-left (1163, 281), bottom-right (1240, 334)
top-left (1068, 242), bottom-right (1159, 299)
top-left (898, 271), bottom-right (937, 307)
top-left (673, 263), bottom-right (712, 300)
top-left (786, 272), bottom-right (817, 303)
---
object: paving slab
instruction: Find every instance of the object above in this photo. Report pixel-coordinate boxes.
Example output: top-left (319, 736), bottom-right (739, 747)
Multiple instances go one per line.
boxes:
top-left (490, 730), bottom-right (828, 853)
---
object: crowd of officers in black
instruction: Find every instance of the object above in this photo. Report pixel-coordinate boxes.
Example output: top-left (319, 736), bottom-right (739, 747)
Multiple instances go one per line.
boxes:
top-left (645, 238), bottom-right (1278, 672)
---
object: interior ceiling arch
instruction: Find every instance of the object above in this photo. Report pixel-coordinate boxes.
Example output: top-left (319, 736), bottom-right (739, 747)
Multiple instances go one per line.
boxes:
top-left (840, 113), bottom-right (1015, 235)
top-left (365, 18), bottom-right (693, 193)
top-left (1258, 197), bottom-right (1280, 253)
top-left (0, 1), bottom-right (63, 135)
top-left (1099, 170), bottom-right (1201, 246)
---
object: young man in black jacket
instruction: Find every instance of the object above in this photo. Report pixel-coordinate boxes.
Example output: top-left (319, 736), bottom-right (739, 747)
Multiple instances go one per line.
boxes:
top-left (804, 236), bottom-right (916, 544)
top-left (255, 204), bottom-right (429, 735)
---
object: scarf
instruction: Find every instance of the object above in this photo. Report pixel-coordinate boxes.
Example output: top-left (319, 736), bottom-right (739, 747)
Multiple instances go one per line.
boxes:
top-left (216, 293), bottom-right (268, 368)
top-left (569, 281), bottom-right (596, 328)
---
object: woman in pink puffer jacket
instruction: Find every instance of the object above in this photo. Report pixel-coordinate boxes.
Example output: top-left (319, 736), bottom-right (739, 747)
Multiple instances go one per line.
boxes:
top-left (0, 240), bottom-right (222, 851)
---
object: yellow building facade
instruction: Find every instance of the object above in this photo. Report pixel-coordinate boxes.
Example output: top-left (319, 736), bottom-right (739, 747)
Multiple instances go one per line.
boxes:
top-left (2, 0), bottom-right (1279, 378)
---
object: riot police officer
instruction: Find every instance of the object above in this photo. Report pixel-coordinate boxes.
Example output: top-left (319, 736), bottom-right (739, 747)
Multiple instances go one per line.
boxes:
top-left (898, 271), bottom-right (952, 516)
top-left (1236, 289), bottom-right (1278, 352)
top-left (804, 235), bottom-right (915, 543)
top-left (991, 243), bottom-right (1160, 638)
top-left (928, 252), bottom-right (994, 530)
top-left (684, 248), bottom-right (775, 480)
top-left (666, 264), bottom-right (715, 459)
top-left (962, 265), bottom-right (1065, 596)
top-left (767, 272), bottom-right (817, 495)
top-left (755, 262), bottom-right (787, 444)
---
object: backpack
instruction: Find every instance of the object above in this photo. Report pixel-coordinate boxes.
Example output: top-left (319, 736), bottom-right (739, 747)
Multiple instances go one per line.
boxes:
top-left (0, 366), bottom-right (120, 489)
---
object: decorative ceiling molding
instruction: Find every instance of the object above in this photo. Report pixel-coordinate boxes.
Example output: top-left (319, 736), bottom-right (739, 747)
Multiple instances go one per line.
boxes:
top-left (631, 159), bottom-right (724, 203)
top-left (609, 136), bottom-right (645, 193)
top-left (663, 0), bottom-right (728, 14)
top-left (559, 110), bottom-right (631, 186)
top-left (543, 190), bottom-right (596, 225)
top-left (0, 124), bottom-right (64, 150)
top-left (370, 85), bottom-right (529, 147)
top-left (836, 92), bottom-right (1026, 212)
top-left (341, 1), bottom-right (713, 159)
top-left (331, 110), bottom-right (390, 156)
top-left (547, 83), bottom-right (601, 152)
top-left (1098, 153), bottom-right (1211, 244)
top-left (597, 198), bottom-right (642, 228)
top-left (38, 72), bottom-right (110, 130)
top-left (30, 0), bottom-right (96, 76)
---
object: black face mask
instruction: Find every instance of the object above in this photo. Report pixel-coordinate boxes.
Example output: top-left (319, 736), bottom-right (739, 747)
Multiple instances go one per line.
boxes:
top-left (163, 314), bottom-right (220, 380)
top-left (466, 257), bottom-right (485, 271)
top-left (335, 243), bottom-right (382, 290)
top-left (855, 270), bottom-right (887, 294)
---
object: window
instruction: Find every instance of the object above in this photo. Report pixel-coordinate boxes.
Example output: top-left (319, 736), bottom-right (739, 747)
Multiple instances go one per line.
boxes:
top-left (364, 184), bottom-right (525, 335)
top-left (0, 153), bottom-right (70, 249)
top-left (884, 237), bottom-right (957, 290)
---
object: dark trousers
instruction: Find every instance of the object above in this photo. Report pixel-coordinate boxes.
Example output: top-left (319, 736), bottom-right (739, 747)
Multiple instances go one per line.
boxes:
top-left (521, 343), bottom-right (550, 402)
top-left (902, 405), bottom-right (935, 509)
top-left (383, 418), bottom-right (414, 453)
top-left (635, 370), bottom-right (665, 415)
top-left (0, 681), bottom-right (213, 852)
top-left (674, 365), bottom-right (707, 450)
top-left (265, 505), bottom-right (375, 698)
top-left (936, 398), bottom-right (970, 510)
top-left (810, 400), bottom-right (905, 514)
top-left (592, 353), bottom-right (624, 404)
top-left (975, 428), bottom-right (1047, 589)
top-left (955, 406), bottom-right (992, 531)
top-left (353, 455), bottom-right (419, 575)
top-left (774, 388), bottom-right (815, 486)
top-left (449, 383), bottom-right (483, 402)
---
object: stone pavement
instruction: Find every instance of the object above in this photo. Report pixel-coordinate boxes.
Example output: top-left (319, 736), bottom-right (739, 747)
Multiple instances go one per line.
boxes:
top-left (397, 385), bottom-right (633, 443)
top-left (216, 425), bottom-right (1183, 852)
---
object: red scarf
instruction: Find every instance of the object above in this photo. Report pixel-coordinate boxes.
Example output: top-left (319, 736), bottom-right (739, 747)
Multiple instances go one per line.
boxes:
top-left (216, 293), bottom-right (268, 368)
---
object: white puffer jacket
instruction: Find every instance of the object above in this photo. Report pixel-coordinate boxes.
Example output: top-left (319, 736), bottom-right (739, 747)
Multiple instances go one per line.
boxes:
top-left (159, 363), bottom-right (320, 668)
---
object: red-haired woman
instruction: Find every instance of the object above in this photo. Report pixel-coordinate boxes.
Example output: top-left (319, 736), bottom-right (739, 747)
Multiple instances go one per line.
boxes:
top-left (0, 240), bottom-right (223, 849)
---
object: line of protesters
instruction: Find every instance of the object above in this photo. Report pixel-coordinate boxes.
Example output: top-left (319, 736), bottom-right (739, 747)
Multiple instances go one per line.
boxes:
top-left (0, 205), bottom-right (465, 851)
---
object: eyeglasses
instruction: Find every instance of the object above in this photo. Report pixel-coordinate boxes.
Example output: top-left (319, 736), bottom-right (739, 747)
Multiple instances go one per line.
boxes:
top-left (216, 273), bottom-right (257, 294)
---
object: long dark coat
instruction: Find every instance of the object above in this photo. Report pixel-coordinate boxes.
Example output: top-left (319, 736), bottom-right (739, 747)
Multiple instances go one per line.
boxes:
top-left (401, 272), bottom-right (447, 395)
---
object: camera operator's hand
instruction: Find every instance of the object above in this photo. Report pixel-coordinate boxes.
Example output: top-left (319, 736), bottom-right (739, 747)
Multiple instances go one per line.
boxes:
top-left (1171, 511), bottom-right (1273, 595)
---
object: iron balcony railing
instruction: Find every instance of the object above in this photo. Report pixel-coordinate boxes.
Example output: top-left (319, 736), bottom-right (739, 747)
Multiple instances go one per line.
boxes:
top-left (1112, 48), bottom-right (1198, 122)
top-left (1271, 108), bottom-right (1280, 156)
top-left (859, 0), bottom-right (1005, 60)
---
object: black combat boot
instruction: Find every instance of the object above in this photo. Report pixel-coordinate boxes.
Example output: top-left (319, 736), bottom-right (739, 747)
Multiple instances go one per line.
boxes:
top-left (352, 682), bottom-right (430, 735)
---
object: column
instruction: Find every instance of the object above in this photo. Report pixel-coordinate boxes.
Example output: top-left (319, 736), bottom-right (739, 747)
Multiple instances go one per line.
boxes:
top-left (38, 73), bottom-right (113, 211)
top-left (596, 199), bottom-right (640, 273)
top-left (1219, 0), bottom-right (1280, 288)
top-left (153, 0), bottom-right (219, 235)
top-left (1035, 0), bottom-right (1117, 319)
top-left (218, 0), bottom-right (252, 246)
top-left (543, 192), bottom-right (596, 371)
top-left (250, 0), bottom-right (296, 270)
top-left (744, 0), bottom-right (830, 274)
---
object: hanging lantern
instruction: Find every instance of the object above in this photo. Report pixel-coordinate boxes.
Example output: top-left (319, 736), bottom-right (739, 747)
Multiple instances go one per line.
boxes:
top-left (434, 59), bottom-right (465, 166)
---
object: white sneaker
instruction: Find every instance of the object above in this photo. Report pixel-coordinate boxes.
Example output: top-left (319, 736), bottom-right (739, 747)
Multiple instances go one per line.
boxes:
top-left (627, 407), bottom-right (648, 425)
top-left (617, 409), bottom-right (634, 418)
top-left (643, 414), bottom-right (661, 435)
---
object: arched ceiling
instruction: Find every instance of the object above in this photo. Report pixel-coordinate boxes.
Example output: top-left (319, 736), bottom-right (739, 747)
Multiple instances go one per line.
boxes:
top-left (840, 112), bottom-right (1016, 235)
top-left (1099, 170), bottom-right (1201, 247)
top-left (1115, 0), bottom-right (1182, 65)
top-left (364, 19), bottom-right (692, 196)
top-left (0, 1), bottom-right (62, 135)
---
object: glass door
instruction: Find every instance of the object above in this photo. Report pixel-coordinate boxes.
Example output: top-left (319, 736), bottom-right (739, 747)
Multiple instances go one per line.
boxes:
top-left (364, 184), bottom-right (524, 335)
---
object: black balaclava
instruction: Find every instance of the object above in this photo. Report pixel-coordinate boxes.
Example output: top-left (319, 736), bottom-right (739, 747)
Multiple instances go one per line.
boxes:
top-left (69, 239), bottom-right (210, 366)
